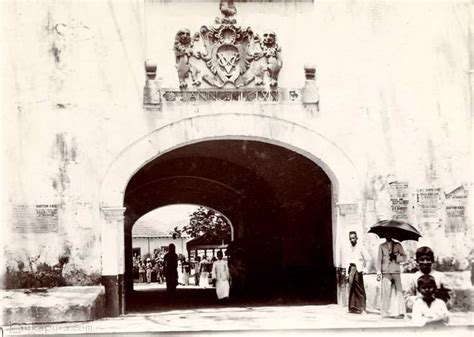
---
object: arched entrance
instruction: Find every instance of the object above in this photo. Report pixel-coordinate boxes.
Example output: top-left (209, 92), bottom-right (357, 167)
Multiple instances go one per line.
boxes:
top-left (99, 114), bottom-right (361, 316)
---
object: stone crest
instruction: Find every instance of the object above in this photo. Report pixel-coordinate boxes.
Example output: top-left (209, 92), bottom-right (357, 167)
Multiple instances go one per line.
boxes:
top-left (174, 0), bottom-right (283, 89)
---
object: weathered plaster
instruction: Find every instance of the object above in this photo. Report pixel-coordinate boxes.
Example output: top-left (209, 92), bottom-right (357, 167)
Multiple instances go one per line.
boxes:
top-left (0, 0), bottom-right (471, 289)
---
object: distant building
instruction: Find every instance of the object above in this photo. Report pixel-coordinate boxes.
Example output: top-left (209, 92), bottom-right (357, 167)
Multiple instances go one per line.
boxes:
top-left (186, 234), bottom-right (231, 261)
top-left (132, 222), bottom-right (189, 258)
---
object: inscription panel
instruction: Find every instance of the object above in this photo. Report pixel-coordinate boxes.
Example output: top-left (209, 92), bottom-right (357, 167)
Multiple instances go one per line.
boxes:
top-left (12, 204), bottom-right (59, 233)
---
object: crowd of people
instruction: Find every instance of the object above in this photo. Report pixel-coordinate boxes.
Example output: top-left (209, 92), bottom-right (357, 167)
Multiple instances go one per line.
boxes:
top-left (132, 245), bottom-right (230, 300)
top-left (134, 235), bottom-right (455, 326)
top-left (341, 231), bottom-right (453, 326)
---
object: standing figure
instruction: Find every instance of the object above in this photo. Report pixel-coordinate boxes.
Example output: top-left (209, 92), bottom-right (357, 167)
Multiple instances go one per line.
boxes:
top-left (138, 261), bottom-right (145, 283)
top-left (342, 231), bottom-right (371, 314)
top-left (145, 258), bottom-right (153, 284)
top-left (376, 236), bottom-right (407, 318)
top-left (164, 244), bottom-right (178, 295)
top-left (194, 256), bottom-right (201, 286)
top-left (177, 259), bottom-right (184, 285)
top-left (182, 258), bottom-right (190, 286)
top-left (404, 246), bottom-right (454, 311)
top-left (412, 275), bottom-right (449, 326)
top-left (155, 258), bottom-right (164, 284)
top-left (199, 255), bottom-right (211, 288)
top-left (212, 251), bottom-right (230, 301)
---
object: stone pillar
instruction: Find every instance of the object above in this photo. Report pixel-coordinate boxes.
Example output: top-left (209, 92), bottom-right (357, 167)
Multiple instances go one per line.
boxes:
top-left (101, 207), bottom-right (126, 317)
top-left (302, 64), bottom-right (319, 114)
top-left (143, 60), bottom-right (162, 110)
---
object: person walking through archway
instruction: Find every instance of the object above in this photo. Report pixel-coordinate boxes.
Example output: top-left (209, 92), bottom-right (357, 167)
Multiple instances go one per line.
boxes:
top-left (145, 258), bottom-right (153, 284)
top-left (212, 250), bottom-right (230, 301)
top-left (164, 243), bottom-right (178, 295)
top-left (199, 255), bottom-right (211, 288)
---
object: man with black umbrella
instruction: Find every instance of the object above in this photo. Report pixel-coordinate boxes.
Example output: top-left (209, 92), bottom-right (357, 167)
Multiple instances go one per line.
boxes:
top-left (375, 235), bottom-right (407, 318)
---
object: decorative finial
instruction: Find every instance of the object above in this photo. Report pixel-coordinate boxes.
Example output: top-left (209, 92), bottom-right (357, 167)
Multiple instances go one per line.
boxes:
top-left (145, 60), bottom-right (157, 80)
top-left (304, 64), bottom-right (316, 81)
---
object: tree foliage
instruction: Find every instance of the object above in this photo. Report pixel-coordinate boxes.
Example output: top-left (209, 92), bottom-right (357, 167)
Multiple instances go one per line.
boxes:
top-left (172, 206), bottom-right (231, 241)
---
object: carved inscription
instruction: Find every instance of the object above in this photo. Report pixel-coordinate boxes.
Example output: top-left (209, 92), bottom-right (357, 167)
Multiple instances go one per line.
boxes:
top-left (162, 89), bottom-right (281, 102)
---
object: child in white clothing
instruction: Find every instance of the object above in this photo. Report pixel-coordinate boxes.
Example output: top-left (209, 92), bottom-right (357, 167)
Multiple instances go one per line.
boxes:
top-left (412, 274), bottom-right (449, 326)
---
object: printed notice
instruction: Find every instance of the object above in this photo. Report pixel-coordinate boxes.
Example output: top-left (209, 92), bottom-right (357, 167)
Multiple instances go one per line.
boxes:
top-left (12, 204), bottom-right (59, 233)
top-left (416, 188), bottom-right (442, 231)
top-left (388, 181), bottom-right (409, 221)
top-left (338, 203), bottom-right (359, 226)
top-left (445, 186), bottom-right (468, 233)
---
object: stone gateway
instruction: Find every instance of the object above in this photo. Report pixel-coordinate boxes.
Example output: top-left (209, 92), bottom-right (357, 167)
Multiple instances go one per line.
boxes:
top-left (1, 0), bottom-right (472, 321)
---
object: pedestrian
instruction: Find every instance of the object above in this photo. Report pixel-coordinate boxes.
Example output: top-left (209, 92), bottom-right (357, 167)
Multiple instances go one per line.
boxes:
top-left (411, 274), bottom-right (449, 326)
top-left (404, 246), bottom-right (454, 311)
top-left (164, 243), bottom-right (178, 295)
top-left (138, 261), bottom-right (146, 283)
top-left (342, 231), bottom-right (371, 314)
top-left (194, 256), bottom-right (201, 286)
top-left (199, 255), bottom-right (211, 288)
top-left (375, 235), bottom-right (407, 318)
top-left (177, 259), bottom-right (184, 285)
top-left (182, 258), bottom-right (190, 286)
top-left (153, 259), bottom-right (160, 283)
top-left (212, 250), bottom-right (230, 301)
top-left (145, 258), bottom-right (153, 284)
top-left (156, 259), bottom-right (164, 284)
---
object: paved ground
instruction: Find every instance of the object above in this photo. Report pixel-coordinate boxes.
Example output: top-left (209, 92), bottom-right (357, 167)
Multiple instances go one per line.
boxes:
top-left (2, 283), bottom-right (472, 336)
top-left (2, 303), bottom-right (472, 336)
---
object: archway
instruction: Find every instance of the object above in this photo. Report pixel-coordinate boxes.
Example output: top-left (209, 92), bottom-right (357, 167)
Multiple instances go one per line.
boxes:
top-left (99, 114), bottom-right (362, 316)
top-left (125, 139), bottom-right (334, 311)
top-left (130, 205), bottom-right (233, 300)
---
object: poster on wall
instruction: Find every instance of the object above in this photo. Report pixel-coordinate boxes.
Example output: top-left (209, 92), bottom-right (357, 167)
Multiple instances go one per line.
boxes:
top-left (416, 188), bottom-right (442, 232)
top-left (338, 204), bottom-right (359, 225)
top-left (388, 181), bottom-right (409, 221)
top-left (338, 203), bottom-right (360, 230)
top-left (445, 186), bottom-right (468, 234)
top-left (11, 204), bottom-right (59, 233)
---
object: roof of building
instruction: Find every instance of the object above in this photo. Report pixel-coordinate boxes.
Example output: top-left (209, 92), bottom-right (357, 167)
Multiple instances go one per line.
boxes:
top-left (132, 221), bottom-right (176, 238)
top-left (186, 234), bottom-right (231, 250)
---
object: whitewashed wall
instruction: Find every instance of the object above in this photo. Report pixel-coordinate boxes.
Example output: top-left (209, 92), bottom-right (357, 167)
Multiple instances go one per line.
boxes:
top-left (0, 0), bottom-right (471, 285)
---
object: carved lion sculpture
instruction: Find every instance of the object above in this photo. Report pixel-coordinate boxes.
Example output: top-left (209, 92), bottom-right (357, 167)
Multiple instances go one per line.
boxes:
top-left (174, 29), bottom-right (201, 89)
top-left (253, 31), bottom-right (282, 88)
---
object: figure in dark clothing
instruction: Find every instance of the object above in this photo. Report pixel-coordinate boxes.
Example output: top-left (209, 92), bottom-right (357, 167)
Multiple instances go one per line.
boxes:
top-left (164, 243), bottom-right (178, 295)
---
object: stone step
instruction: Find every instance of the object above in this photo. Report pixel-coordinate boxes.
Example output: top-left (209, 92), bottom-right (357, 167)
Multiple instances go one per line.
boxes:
top-left (1, 286), bottom-right (105, 325)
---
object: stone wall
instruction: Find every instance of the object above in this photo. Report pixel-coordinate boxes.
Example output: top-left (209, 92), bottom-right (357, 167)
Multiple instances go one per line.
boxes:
top-left (0, 0), bottom-right (471, 286)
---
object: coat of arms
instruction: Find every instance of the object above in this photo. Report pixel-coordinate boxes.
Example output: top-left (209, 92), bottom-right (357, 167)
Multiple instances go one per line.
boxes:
top-left (173, 0), bottom-right (283, 89)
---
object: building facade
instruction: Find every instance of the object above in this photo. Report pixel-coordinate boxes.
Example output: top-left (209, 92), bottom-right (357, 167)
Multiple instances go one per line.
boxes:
top-left (1, 0), bottom-right (472, 317)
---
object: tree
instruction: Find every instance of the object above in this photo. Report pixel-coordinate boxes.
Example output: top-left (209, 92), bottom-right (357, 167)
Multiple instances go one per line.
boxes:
top-left (172, 206), bottom-right (231, 241)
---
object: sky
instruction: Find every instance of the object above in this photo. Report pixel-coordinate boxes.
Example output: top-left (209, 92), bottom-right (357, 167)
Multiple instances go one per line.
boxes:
top-left (133, 204), bottom-right (201, 232)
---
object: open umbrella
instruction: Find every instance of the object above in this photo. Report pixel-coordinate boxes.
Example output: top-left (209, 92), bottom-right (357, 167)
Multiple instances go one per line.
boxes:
top-left (368, 219), bottom-right (422, 242)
